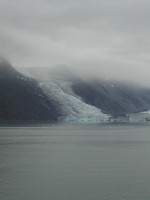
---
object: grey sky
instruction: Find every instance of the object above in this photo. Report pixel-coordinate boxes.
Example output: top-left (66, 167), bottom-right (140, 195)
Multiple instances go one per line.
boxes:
top-left (0, 0), bottom-right (150, 84)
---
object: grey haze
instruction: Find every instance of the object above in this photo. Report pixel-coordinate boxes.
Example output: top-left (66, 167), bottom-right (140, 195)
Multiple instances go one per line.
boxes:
top-left (0, 0), bottom-right (150, 84)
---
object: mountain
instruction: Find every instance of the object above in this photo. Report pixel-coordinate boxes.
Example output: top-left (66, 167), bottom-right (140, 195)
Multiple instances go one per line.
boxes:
top-left (4, 59), bottom-right (150, 123)
top-left (23, 65), bottom-right (109, 122)
top-left (24, 65), bottom-right (150, 122)
top-left (0, 59), bottom-right (60, 122)
top-left (72, 79), bottom-right (150, 116)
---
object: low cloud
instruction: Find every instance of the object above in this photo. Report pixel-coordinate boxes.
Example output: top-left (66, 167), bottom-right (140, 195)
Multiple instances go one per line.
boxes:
top-left (0, 0), bottom-right (150, 85)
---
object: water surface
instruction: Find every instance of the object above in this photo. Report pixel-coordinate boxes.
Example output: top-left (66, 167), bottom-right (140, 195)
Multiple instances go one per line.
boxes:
top-left (0, 124), bottom-right (150, 200)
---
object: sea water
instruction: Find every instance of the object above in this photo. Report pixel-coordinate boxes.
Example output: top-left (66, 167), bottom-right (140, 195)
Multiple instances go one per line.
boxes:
top-left (0, 123), bottom-right (150, 200)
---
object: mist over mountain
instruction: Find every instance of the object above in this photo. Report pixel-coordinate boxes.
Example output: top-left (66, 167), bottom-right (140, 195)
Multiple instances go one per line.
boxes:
top-left (1, 0), bottom-right (150, 86)
top-left (24, 64), bottom-right (79, 82)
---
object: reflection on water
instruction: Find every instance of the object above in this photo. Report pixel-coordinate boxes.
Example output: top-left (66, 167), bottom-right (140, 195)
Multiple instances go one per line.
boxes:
top-left (0, 124), bottom-right (150, 200)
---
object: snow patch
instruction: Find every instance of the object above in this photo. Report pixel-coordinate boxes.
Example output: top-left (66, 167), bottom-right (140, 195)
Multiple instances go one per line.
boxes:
top-left (16, 76), bottom-right (27, 81)
top-left (110, 84), bottom-right (114, 88)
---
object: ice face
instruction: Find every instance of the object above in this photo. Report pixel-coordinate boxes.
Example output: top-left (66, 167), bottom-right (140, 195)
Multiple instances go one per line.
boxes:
top-left (39, 79), bottom-right (110, 123)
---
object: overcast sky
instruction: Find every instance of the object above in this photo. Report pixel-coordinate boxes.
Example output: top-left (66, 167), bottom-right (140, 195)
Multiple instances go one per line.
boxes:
top-left (0, 0), bottom-right (150, 84)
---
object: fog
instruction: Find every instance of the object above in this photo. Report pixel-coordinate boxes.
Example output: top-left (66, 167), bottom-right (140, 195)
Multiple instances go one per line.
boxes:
top-left (0, 0), bottom-right (150, 85)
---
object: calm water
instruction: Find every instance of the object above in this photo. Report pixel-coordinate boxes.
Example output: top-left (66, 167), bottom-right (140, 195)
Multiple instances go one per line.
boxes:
top-left (0, 124), bottom-right (150, 200)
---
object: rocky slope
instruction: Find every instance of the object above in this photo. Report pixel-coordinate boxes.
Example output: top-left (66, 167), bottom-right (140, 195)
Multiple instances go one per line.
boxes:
top-left (0, 59), bottom-right (60, 122)
top-left (72, 79), bottom-right (150, 116)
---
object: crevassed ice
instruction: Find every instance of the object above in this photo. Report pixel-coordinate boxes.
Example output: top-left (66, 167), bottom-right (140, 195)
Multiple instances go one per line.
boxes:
top-left (129, 110), bottom-right (150, 122)
top-left (39, 79), bottom-right (110, 123)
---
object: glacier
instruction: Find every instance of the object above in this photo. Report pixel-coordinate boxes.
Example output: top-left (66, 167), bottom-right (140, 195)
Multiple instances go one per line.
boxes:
top-left (129, 110), bottom-right (150, 122)
top-left (109, 110), bottom-right (150, 123)
top-left (37, 78), bottom-right (150, 123)
top-left (39, 79), bottom-right (110, 123)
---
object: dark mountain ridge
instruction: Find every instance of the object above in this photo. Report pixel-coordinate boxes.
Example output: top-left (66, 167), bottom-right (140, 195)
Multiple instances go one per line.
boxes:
top-left (72, 79), bottom-right (150, 116)
top-left (0, 59), bottom-right (60, 121)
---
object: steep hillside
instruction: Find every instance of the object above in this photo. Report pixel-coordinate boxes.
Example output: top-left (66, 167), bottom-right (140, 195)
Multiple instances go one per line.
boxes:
top-left (0, 59), bottom-right (60, 121)
top-left (72, 79), bottom-right (150, 116)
